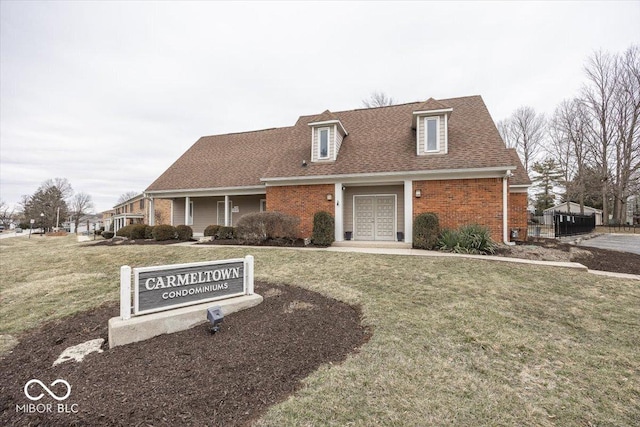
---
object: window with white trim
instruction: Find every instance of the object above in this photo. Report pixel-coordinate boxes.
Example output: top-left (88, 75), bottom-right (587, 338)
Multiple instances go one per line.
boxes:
top-left (188, 201), bottom-right (194, 225)
top-left (424, 116), bottom-right (439, 152)
top-left (260, 199), bottom-right (267, 212)
top-left (318, 127), bottom-right (330, 159)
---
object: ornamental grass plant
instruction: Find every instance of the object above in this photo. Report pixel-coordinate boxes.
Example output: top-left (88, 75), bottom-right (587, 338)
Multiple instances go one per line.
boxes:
top-left (438, 224), bottom-right (496, 255)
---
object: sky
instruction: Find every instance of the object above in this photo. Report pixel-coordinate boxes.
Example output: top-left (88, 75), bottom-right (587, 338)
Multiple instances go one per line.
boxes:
top-left (1, 1), bottom-right (639, 214)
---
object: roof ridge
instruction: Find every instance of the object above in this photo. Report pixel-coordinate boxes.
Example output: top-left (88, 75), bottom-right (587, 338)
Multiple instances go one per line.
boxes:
top-left (199, 126), bottom-right (292, 139)
top-left (301, 95), bottom-right (483, 118)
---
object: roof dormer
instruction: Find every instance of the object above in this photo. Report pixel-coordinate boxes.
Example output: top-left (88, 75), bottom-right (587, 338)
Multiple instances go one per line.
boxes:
top-left (412, 98), bottom-right (452, 156)
top-left (308, 110), bottom-right (348, 162)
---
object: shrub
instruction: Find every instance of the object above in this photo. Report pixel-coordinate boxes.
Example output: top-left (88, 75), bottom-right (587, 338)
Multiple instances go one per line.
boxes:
top-left (131, 224), bottom-right (147, 239)
top-left (102, 231), bottom-right (115, 239)
top-left (176, 225), bottom-right (193, 241)
top-left (236, 212), bottom-right (299, 242)
top-left (312, 211), bottom-right (335, 246)
top-left (217, 226), bottom-right (237, 240)
top-left (115, 225), bottom-right (131, 238)
top-left (204, 225), bottom-right (220, 238)
top-left (116, 224), bottom-right (147, 240)
top-left (437, 228), bottom-right (459, 251)
top-left (438, 224), bottom-right (496, 255)
top-left (152, 224), bottom-right (177, 241)
top-left (413, 212), bottom-right (440, 250)
top-left (144, 225), bottom-right (154, 239)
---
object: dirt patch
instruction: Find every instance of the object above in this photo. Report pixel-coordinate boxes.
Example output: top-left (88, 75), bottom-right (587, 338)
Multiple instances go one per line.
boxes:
top-left (495, 239), bottom-right (640, 275)
top-left (0, 282), bottom-right (370, 427)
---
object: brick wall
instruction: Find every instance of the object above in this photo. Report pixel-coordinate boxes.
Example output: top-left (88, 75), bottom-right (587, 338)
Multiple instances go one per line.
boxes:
top-left (509, 192), bottom-right (528, 241)
top-left (413, 178), bottom-right (504, 240)
top-left (266, 184), bottom-right (335, 237)
top-left (152, 199), bottom-right (173, 225)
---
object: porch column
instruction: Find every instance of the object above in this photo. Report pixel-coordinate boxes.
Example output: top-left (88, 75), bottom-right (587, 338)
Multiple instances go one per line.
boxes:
top-left (404, 180), bottom-right (413, 245)
top-left (148, 197), bottom-right (155, 226)
top-left (334, 183), bottom-right (344, 242)
top-left (503, 176), bottom-right (511, 244)
top-left (224, 195), bottom-right (230, 226)
top-left (185, 196), bottom-right (190, 225)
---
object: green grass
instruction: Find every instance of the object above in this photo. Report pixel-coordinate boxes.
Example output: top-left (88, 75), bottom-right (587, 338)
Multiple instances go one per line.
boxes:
top-left (1, 235), bottom-right (639, 426)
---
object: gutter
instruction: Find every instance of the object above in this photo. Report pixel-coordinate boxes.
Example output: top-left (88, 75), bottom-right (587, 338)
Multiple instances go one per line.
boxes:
top-left (261, 166), bottom-right (518, 185)
top-left (503, 171), bottom-right (515, 246)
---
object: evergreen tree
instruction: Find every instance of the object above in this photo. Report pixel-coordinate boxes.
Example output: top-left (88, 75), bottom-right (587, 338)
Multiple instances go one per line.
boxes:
top-left (531, 158), bottom-right (563, 215)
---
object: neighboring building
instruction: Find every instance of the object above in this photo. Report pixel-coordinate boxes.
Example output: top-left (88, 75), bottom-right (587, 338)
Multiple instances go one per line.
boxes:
top-left (543, 202), bottom-right (603, 226)
top-left (99, 209), bottom-right (115, 231)
top-left (111, 194), bottom-right (171, 233)
top-left (626, 195), bottom-right (639, 225)
top-left (145, 96), bottom-right (531, 244)
top-left (64, 214), bottom-right (101, 234)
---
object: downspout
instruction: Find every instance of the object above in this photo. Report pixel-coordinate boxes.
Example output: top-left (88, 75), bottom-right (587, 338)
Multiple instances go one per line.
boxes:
top-left (503, 171), bottom-right (515, 246)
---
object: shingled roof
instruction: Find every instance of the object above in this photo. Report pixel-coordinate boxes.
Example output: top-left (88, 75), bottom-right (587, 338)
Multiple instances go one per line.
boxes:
top-left (146, 95), bottom-right (530, 192)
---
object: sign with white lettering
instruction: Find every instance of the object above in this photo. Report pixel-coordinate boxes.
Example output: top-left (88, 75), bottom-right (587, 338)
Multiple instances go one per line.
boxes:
top-left (133, 259), bottom-right (246, 315)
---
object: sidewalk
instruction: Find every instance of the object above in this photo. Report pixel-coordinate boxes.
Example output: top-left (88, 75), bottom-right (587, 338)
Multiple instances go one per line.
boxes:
top-left (182, 241), bottom-right (639, 281)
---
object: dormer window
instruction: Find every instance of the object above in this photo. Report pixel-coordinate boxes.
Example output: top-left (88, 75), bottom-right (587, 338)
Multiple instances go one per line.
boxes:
top-left (412, 98), bottom-right (452, 156)
top-left (318, 127), bottom-right (330, 159)
top-left (308, 110), bottom-right (348, 163)
top-left (425, 116), bottom-right (440, 152)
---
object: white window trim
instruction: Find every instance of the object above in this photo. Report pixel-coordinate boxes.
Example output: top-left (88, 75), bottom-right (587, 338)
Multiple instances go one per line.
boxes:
top-left (188, 201), bottom-right (194, 225)
top-left (318, 127), bottom-right (331, 160)
top-left (260, 199), bottom-right (267, 212)
top-left (424, 116), bottom-right (440, 153)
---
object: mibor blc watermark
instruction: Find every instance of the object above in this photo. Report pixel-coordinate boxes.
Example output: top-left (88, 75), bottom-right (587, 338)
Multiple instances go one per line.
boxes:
top-left (16, 379), bottom-right (79, 414)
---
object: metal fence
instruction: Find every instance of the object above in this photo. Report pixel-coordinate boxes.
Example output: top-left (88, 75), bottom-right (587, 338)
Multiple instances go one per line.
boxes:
top-left (553, 211), bottom-right (596, 237)
top-left (528, 211), bottom-right (596, 238)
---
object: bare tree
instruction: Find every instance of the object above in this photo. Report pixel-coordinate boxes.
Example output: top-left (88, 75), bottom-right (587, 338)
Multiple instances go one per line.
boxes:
top-left (611, 45), bottom-right (640, 224)
top-left (362, 91), bottom-right (395, 108)
top-left (41, 177), bottom-right (74, 200)
top-left (581, 46), bottom-right (640, 224)
top-left (69, 192), bottom-right (94, 233)
top-left (0, 200), bottom-right (16, 229)
top-left (498, 106), bottom-right (546, 173)
top-left (548, 98), bottom-right (591, 213)
top-left (117, 191), bottom-right (139, 205)
top-left (581, 49), bottom-right (618, 224)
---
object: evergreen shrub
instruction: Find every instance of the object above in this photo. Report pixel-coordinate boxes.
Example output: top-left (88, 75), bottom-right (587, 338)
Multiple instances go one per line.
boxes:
top-left (152, 224), bottom-right (177, 241)
top-left (176, 225), bottom-right (193, 241)
top-left (312, 211), bottom-right (335, 246)
top-left (204, 225), bottom-right (220, 238)
top-left (413, 212), bottom-right (440, 250)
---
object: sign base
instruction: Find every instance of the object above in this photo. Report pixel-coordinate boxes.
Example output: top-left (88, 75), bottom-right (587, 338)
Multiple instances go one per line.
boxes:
top-left (108, 293), bottom-right (263, 348)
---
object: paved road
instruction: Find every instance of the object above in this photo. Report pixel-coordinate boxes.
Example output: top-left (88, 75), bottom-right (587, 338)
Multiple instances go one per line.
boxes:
top-left (0, 230), bottom-right (39, 239)
top-left (578, 234), bottom-right (640, 255)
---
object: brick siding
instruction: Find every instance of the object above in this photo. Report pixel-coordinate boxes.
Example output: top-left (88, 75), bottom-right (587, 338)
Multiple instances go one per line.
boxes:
top-left (266, 184), bottom-right (335, 237)
top-left (509, 192), bottom-right (528, 241)
top-left (266, 179), bottom-right (528, 242)
top-left (413, 178), bottom-right (504, 240)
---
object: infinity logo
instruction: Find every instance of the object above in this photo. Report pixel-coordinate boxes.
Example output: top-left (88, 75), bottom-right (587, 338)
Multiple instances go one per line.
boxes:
top-left (24, 379), bottom-right (72, 401)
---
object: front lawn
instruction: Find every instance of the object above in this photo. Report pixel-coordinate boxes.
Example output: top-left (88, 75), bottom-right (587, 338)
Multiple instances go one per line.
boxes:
top-left (1, 236), bottom-right (638, 426)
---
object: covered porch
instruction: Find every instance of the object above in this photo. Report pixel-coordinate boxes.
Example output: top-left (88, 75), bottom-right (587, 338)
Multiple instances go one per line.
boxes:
top-left (146, 187), bottom-right (266, 237)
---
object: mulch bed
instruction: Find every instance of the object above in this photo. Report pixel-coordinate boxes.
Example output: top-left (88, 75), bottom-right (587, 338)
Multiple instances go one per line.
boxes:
top-left (0, 282), bottom-right (371, 427)
top-left (521, 239), bottom-right (640, 275)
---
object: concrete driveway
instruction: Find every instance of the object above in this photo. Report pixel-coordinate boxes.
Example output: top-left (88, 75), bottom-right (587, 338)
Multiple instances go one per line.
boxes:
top-left (578, 234), bottom-right (640, 255)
